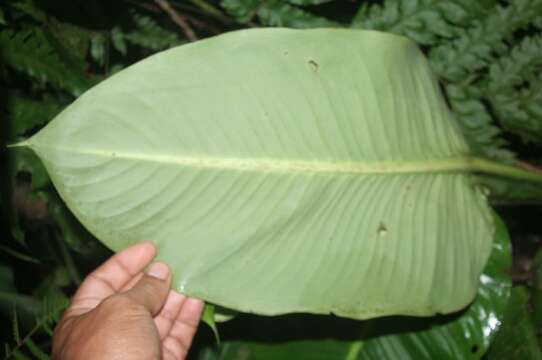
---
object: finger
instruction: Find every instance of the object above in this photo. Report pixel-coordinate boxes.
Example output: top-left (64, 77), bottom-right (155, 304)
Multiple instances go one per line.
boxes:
top-left (168, 298), bottom-right (204, 351)
top-left (162, 345), bottom-right (180, 360)
top-left (73, 242), bottom-right (156, 302)
top-left (154, 291), bottom-right (187, 340)
top-left (177, 297), bottom-right (204, 329)
top-left (123, 262), bottom-right (171, 315)
top-left (162, 336), bottom-right (186, 360)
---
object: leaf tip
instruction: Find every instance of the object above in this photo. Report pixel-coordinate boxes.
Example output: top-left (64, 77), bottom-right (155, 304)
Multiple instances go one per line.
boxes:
top-left (6, 140), bottom-right (30, 149)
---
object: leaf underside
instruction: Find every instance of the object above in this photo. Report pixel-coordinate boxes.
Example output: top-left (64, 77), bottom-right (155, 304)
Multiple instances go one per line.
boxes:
top-left (24, 28), bottom-right (494, 319)
top-left (201, 212), bottom-right (511, 359)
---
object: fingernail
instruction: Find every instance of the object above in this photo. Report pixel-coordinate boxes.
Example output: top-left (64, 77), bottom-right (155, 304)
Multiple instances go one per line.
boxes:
top-left (147, 262), bottom-right (169, 280)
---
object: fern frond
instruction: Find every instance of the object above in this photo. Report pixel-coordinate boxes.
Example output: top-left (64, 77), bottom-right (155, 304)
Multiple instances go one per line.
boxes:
top-left (111, 27), bottom-right (127, 56)
top-left (7, 0), bottom-right (48, 23)
top-left (490, 76), bottom-right (542, 143)
top-left (430, 0), bottom-right (542, 82)
top-left (220, 0), bottom-right (258, 23)
top-left (484, 35), bottom-right (542, 143)
top-left (6, 95), bottom-right (64, 141)
top-left (287, 0), bottom-right (334, 5)
top-left (352, 0), bottom-right (496, 45)
top-left (0, 29), bottom-right (91, 96)
top-left (446, 84), bottom-right (516, 163)
top-left (25, 339), bottom-right (50, 360)
top-left (40, 290), bottom-right (69, 327)
top-left (11, 349), bottom-right (31, 359)
top-left (89, 33), bottom-right (107, 66)
top-left (12, 308), bottom-right (20, 345)
top-left (257, 1), bottom-right (338, 27)
top-left (119, 10), bottom-right (182, 51)
top-left (0, 280), bottom-right (41, 324)
top-left (46, 19), bottom-right (92, 67)
top-left (488, 35), bottom-right (542, 92)
top-left (3, 290), bottom-right (68, 360)
top-left (221, 0), bottom-right (338, 27)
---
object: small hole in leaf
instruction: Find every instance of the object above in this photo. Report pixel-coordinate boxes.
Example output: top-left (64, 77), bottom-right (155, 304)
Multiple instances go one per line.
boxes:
top-left (471, 345), bottom-right (478, 353)
top-left (377, 223), bottom-right (387, 237)
top-left (307, 59), bottom-right (318, 72)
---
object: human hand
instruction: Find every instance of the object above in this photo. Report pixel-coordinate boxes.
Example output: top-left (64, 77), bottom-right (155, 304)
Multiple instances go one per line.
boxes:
top-left (52, 242), bottom-right (204, 360)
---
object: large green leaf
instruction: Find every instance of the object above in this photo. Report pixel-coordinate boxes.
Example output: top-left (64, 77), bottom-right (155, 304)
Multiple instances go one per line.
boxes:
top-left (486, 287), bottom-right (542, 360)
top-left (17, 28), bottom-right (495, 319)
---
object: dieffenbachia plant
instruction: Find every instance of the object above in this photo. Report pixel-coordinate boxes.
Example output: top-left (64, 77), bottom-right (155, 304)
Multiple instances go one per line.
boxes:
top-left (11, 28), bottom-right (542, 320)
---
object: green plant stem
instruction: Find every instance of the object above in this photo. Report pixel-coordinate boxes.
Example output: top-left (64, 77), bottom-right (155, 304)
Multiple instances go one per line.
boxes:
top-left (55, 230), bottom-right (81, 285)
top-left (5, 322), bottom-right (42, 359)
top-left (0, 245), bottom-right (41, 264)
top-left (470, 158), bottom-right (542, 183)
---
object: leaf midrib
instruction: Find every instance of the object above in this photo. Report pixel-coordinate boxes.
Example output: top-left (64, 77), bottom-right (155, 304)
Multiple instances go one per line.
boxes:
top-left (30, 143), bottom-right (476, 175)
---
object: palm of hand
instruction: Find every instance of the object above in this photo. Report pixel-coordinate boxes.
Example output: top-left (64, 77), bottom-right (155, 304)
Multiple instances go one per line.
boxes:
top-left (53, 242), bottom-right (203, 360)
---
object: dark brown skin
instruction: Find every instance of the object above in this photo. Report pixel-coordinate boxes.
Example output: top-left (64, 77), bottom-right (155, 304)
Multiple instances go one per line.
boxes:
top-left (53, 242), bottom-right (204, 360)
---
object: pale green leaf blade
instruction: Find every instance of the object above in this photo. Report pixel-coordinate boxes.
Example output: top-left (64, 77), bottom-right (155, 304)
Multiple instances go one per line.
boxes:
top-left (198, 211), bottom-right (511, 359)
top-left (357, 211), bottom-right (511, 359)
top-left (22, 28), bottom-right (494, 319)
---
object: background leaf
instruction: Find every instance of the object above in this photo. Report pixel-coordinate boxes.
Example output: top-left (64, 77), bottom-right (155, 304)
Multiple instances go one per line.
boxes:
top-left (0, 28), bottom-right (92, 96)
top-left (486, 287), bottom-right (542, 359)
top-left (222, 0), bottom-right (338, 27)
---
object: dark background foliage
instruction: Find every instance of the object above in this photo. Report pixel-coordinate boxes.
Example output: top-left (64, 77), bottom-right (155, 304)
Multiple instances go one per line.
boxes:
top-left (1, 0), bottom-right (541, 358)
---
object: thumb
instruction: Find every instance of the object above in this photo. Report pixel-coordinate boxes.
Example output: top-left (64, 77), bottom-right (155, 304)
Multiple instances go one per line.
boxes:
top-left (123, 262), bottom-right (171, 315)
